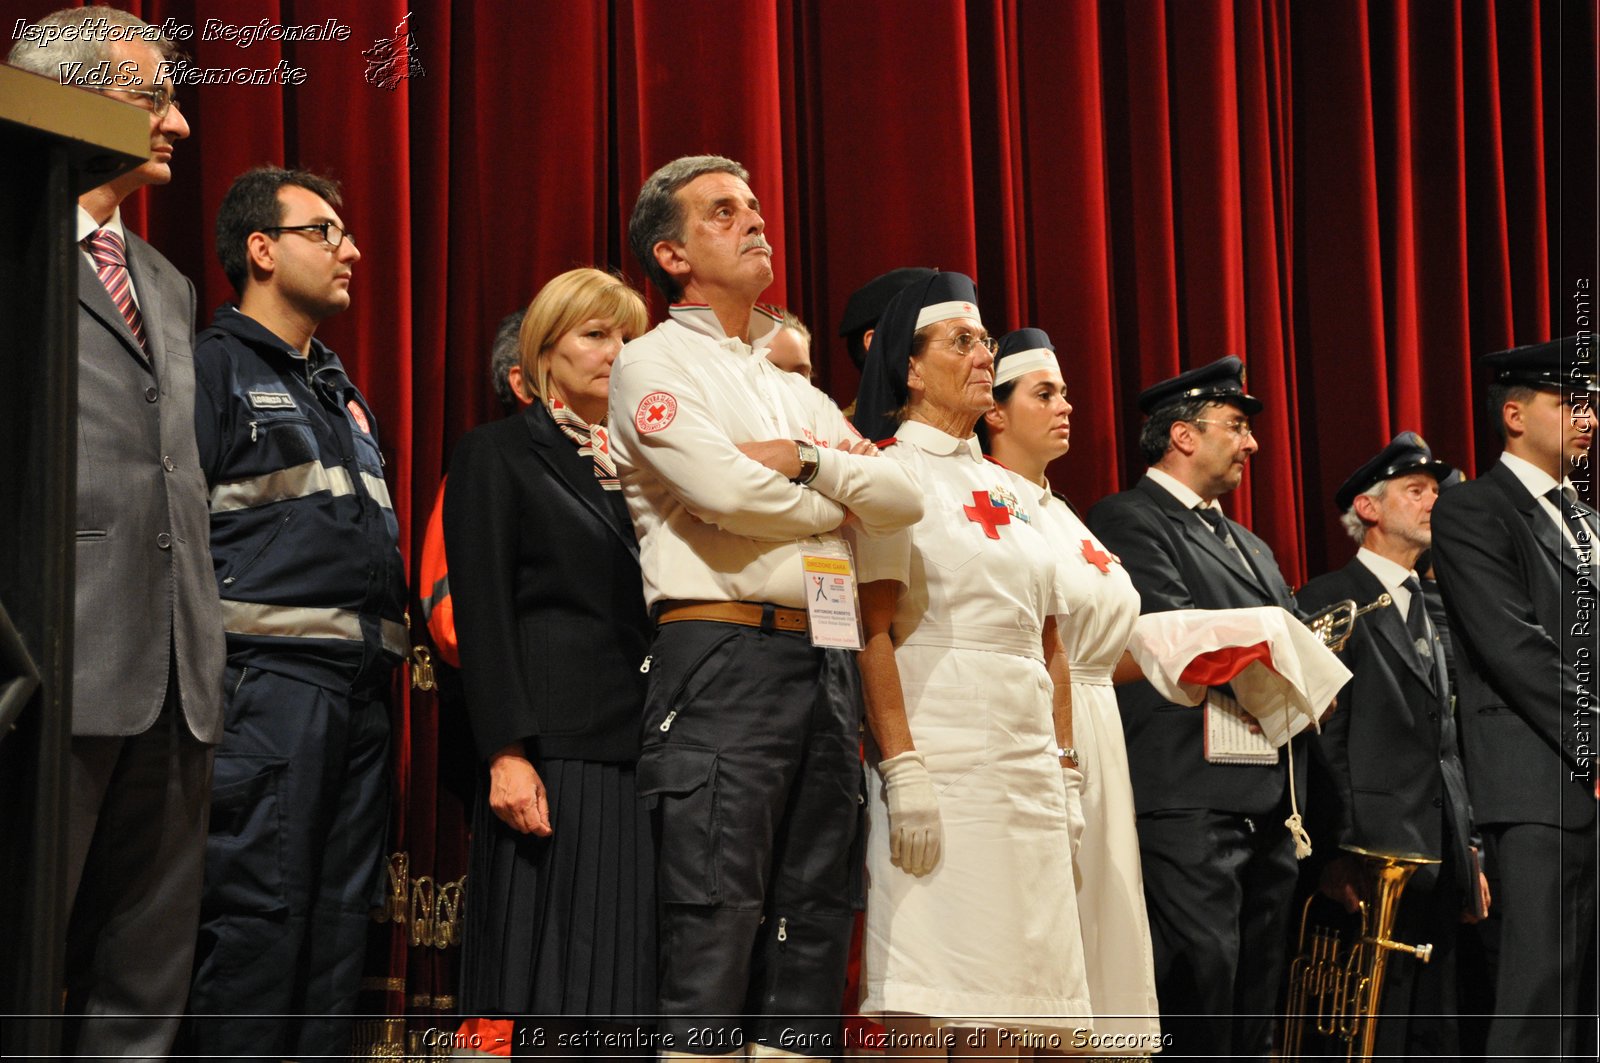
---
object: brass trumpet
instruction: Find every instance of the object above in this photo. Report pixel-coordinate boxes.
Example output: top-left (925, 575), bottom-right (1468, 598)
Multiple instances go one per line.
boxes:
top-left (1280, 845), bottom-right (1439, 1060)
top-left (1304, 594), bottom-right (1393, 651)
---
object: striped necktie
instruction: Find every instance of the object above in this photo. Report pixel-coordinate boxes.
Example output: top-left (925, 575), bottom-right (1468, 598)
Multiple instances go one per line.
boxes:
top-left (85, 228), bottom-right (147, 352)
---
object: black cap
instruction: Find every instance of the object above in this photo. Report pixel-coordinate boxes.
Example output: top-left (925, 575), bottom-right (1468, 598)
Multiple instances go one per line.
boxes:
top-left (1137, 355), bottom-right (1262, 415)
top-left (1334, 431), bottom-right (1455, 511)
top-left (838, 268), bottom-right (939, 337)
top-left (850, 271), bottom-right (981, 443)
top-left (1484, 336), bottom-right (1597, 394)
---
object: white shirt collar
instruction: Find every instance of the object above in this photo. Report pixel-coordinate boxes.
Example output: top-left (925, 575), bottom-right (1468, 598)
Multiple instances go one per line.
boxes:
top-left (1499, 450), bottom-right (1570, 500)
top-left (77, 205), bottom-right (127, 245)
top-left (895, 419), bottom-right (982, 461)
top-left (667, 302), bottom-right (783, 352)
top-left (1145, 466), bottom-right (1215, 512)
top-left (1355, 547), bottom-right (1416, 592)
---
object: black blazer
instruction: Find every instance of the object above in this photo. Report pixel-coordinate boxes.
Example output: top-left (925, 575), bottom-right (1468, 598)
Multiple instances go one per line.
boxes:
top-left (444, 403), bottom-right (652, 763)
top-left (1432, 459), bottom-right (1598, 830)
top-left (1298, 559), bottom-right (1476, 888)
top-left (1087, 475), bottom-right (1302, 814)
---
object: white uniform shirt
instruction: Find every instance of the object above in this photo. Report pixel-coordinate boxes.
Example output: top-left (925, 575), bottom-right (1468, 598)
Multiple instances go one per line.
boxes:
top-left (608, 306), bottom-right (923, 609)
top-left (850, 420), bottom-right (1062, 659)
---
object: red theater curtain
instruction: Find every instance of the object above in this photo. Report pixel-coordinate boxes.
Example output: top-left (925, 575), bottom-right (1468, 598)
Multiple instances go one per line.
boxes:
top-left (7, 0), bottom-right (1594, 1034)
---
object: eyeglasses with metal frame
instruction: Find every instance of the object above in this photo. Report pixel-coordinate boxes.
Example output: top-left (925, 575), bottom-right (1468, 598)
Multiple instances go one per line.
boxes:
top-left (1190, 417), bottom-right (1255, 438)
top-left (108, 85), bottom-right (179, 118)
top-left (935, 331), bottom-right (999, 357)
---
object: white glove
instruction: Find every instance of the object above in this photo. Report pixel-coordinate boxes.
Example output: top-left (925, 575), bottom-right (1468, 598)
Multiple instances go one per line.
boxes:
top-left (1062, 764), bottom-right (1087, 858)
top-left (879, 750), bottom-right (942, 876)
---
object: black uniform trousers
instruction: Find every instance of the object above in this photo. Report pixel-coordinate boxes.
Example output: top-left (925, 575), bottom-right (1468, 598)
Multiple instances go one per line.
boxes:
top-left (1136, 807), bottom-right (1299, 1061)
top-left (189, 663), bottom-right (391, 1062)
top-left (1482, 820), bottom-right (1600, 1062)
top-left (636, 619), bottom-right (864, 1057)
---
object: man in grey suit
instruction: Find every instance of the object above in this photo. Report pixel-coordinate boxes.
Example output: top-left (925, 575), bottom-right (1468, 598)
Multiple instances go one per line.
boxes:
top-left (9, 7), bottom-right (223, 1057)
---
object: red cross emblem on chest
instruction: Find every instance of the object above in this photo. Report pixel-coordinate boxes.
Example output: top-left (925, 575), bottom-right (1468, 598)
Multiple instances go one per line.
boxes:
top-left (1081, 540), bottom-right (1114, 573)
top-left (964, 491), bottom-right (1010, 539)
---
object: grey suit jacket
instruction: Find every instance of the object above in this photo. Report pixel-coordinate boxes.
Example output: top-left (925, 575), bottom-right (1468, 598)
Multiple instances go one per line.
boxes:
top-left (74, 233), bottom-right (224, 742)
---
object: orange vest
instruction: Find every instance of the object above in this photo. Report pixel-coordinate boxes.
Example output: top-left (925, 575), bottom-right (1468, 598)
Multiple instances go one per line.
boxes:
top-left (418, 479), bottom-right (459, 667)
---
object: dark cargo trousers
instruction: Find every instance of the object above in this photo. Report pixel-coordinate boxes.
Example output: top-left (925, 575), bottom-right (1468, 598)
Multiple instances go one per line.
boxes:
top-left (637, 620), bottom-right (865, 1057)
top-left (188, 664), bottom-right (390, 1061)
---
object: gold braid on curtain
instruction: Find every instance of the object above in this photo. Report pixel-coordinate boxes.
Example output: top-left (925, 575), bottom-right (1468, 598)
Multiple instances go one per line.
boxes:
top-left (370, 850), bottom-right (468, 950)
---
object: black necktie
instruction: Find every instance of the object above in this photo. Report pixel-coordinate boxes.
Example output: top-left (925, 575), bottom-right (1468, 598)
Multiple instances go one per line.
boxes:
top-left (1545, 486), bottom-right (1594, 561)
top-left (1402, 575), bottom-right (1437, 684)
top-left (1196, 506), bottom-right (1249, 569)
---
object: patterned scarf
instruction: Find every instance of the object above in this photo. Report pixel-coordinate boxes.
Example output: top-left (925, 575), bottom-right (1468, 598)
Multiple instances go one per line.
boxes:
top-left (548, 399), bottom-right (619, 491)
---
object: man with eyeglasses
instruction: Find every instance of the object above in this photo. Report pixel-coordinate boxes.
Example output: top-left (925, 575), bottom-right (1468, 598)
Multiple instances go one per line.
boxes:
top-left (186, 167), bottom-right (405, 1059)
top-left (1086, 356), bottom-right (1302, 1059)
top-left (1431, 337), bottom-right (1600, 1061)
top-left (7, 8), bottom-right (222, 1056)
top-left (609, 155), bottom-right (922, 1060)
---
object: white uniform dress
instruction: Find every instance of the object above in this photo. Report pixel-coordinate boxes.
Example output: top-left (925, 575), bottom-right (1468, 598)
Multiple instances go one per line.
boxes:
top-left (1012, 472), bottom-right (1164, 1048)
top-left (855, 421), bottom-right (1092, 1030)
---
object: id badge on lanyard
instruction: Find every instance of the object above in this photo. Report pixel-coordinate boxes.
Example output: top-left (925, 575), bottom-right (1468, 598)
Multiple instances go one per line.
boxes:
top-left (800, 536), bottom-right (864, 650)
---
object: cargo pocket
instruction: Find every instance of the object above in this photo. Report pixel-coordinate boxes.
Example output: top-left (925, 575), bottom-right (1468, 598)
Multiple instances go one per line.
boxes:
top-left (204, 755), bottom-right (289, 916)
top-left (637, 744), bottom-right (719, 905)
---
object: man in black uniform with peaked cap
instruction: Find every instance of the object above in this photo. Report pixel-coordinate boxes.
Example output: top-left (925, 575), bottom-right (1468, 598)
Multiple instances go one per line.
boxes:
top-left (1431, 336), bottom-right (1600, 1061)
top-left (1086, 356), bottom-right (1301, 1060)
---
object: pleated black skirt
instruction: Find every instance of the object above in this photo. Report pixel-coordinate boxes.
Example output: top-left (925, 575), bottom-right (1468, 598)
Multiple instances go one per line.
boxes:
top-left (458, 758), bottom-right (656, 1017)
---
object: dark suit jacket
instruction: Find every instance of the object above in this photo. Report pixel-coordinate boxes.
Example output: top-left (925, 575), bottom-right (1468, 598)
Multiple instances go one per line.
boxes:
top-left (1432, 458), bottom-right (1598, 829)
top-left (444, 403), bottom-right (652, 763)
top-left (74, 233), bottom-right (223, 742)
top-left (1086, 475), bottom-right (1300, 814)
top-left (1299, 558), bottom-right (1476, 888)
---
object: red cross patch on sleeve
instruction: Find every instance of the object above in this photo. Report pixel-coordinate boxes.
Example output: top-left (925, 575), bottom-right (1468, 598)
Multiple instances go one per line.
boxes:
top-left (346, 400), bottom-right (370, 434)
top-left (635, 392), bottom-right (678, 434)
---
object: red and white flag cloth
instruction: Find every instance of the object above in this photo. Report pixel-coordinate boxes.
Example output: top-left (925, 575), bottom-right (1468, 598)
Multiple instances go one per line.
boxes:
top-left (1127, 606), bottom-right (1352, 747)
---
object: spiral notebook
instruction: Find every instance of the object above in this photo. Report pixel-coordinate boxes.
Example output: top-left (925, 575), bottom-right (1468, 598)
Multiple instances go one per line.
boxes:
top-left (1203, 690), bottom-right (1277, 765)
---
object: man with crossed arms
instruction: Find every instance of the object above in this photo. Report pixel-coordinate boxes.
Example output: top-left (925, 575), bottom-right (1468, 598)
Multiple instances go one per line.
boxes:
top-left (609, 154), bottom-right (922, 1060)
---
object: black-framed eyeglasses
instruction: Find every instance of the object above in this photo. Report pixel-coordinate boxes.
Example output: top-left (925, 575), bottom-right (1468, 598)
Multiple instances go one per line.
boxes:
top-left (936, 331), bottom-right (999, 357)
top-left (109, 86), bottom-right (179, 118)
top-left (1191, 417), bottom-right (1254, 438)
top-left (260, 223), bottom-right (356, 250)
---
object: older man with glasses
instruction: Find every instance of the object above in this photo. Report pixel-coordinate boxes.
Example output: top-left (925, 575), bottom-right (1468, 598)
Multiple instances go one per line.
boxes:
top-left (1086, 356), bottom-right (1303, 1060)
top-left (7, 7), bottom-right (223, 1056)
top-left (185, 167), bottom-right (405, 1060)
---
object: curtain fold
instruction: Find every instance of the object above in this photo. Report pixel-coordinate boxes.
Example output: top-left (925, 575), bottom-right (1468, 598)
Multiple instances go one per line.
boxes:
top-left (10, 0), bottom-right (1593, 1027)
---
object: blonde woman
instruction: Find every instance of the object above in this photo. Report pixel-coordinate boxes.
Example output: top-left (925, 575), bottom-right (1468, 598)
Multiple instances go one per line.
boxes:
top-left (446, 268), bottom-right (655, 1030)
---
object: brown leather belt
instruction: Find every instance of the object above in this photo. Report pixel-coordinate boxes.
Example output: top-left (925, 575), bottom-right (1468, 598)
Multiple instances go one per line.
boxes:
top-left (656, 599), bottom-right (808, 633)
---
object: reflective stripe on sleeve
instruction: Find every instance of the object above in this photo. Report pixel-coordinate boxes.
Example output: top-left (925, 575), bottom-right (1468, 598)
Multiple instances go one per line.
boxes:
top-left (222, 601), bottom-right (410, 659)
top-left (210, 461), bottom-right (354, 512)
top-left (381, 619), bottom-right (409, 659)
top-left (221, 599), bottom-right (365, 642)
top-left (361, 471), bottom-right (395, 511)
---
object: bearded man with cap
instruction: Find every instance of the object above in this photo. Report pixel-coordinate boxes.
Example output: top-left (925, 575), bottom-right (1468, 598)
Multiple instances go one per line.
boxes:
top-left (1297, 432), bottom-right (1487, 1056)
top-left (1084, 357), bottom-right (1300, 1059)
top-left (849, 277), bottom-right (1092, 1047)
top-left (608, 155), bottom-right (923, 1061)
top-left (1431, 337), bottom-right (1599, 1060)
